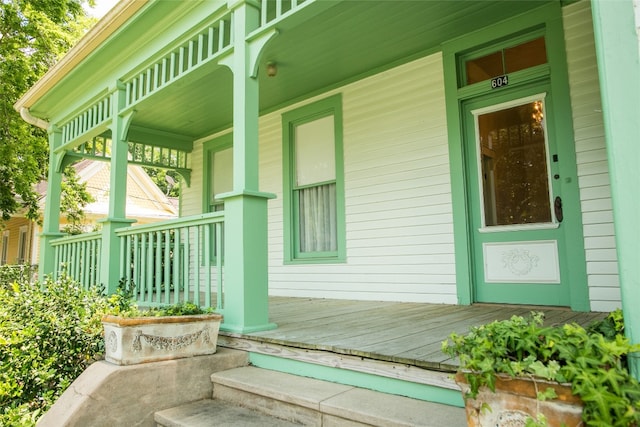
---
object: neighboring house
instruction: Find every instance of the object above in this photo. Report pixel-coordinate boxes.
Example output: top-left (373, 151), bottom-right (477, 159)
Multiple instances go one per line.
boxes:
top-left (0, 159), bottom-right (177, 266)
top-left (13, 0), bottom-right (640, 397)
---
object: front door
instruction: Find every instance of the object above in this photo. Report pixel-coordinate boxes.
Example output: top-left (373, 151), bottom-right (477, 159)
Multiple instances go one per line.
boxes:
top-left (464, 84), bottom-right (573, 306)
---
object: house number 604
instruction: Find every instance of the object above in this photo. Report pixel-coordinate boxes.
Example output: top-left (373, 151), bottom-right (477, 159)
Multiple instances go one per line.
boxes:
top-left (491, 75), bottom-right (508, 89)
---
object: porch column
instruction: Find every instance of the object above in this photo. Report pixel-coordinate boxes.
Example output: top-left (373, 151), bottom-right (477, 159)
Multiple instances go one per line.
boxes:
top-left (591, 0), bottom-right (640, 378)
top-left (218, 0), bottom-right (276, 333)
top-left (38, 128), bottom-right (65, 282)
top-left (99, 84), bottom-right (135, 294)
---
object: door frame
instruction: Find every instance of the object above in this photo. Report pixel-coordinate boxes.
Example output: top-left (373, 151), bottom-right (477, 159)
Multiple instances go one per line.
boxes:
top-left (442, 2), bottom-right (590, 310)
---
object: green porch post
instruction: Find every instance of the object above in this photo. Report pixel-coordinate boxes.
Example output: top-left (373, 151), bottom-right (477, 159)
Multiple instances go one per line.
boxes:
top-left (99, 84), bottom-right (135, 294)
top-left (218, 0), bottom-right (276, 333)
top-left (38, 128), bottom-right (65, 282)
top-left (591, 0), bottom-right (640, 378)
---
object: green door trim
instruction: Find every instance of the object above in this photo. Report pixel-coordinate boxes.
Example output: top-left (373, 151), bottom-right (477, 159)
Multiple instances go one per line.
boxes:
top-left (442, 2), bottom-right (590, 310)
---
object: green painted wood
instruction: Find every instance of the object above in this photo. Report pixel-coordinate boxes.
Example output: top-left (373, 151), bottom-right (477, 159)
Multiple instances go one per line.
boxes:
top-left (38, 131), bottom-right (66, 282)
top-left (442, 3), bottom-right (588, 309)
top-left (281, 94), bottom-right (346, 264)
top-left (591, 0), bottom-right (640, 378)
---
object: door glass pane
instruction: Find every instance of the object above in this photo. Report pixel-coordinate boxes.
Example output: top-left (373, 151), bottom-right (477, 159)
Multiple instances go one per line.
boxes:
top-left (478, 99), bottom-right (551, 226)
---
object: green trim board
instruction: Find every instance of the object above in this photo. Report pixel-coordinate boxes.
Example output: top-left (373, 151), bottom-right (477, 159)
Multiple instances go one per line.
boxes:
top-left (442, 3), bottom-right (589, 309)
top-left (249, 352), bottom-right (464, 408)
top-left (281, 94), bottom-right (346, 264)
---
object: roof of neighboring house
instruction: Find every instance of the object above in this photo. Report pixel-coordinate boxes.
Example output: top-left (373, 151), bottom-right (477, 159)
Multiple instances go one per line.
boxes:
top-left (36, 159), bottom-right (177, 223)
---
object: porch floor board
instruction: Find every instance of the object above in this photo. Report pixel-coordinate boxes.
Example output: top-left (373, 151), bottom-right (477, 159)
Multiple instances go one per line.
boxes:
top-left (228, 297), bottom-right (607, 371)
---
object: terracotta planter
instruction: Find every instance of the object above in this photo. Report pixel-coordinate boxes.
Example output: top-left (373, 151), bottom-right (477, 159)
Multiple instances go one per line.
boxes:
top-left (455, 372), bottom-right (583, 427)
top-left (102, 313), bottom-right (223, 365)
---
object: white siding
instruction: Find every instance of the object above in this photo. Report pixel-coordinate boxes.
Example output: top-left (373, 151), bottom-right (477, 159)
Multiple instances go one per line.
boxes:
top-left (563, 1), bottom-right (621, 311)
top-left (265, 54), bottom-right (455, 303)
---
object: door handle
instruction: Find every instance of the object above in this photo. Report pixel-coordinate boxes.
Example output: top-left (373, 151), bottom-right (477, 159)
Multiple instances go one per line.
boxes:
top-left (554, 196), bottom-right (563, 223)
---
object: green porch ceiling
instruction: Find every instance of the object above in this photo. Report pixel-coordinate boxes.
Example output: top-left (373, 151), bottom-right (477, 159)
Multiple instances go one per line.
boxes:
top-left (26, 0), bottom-right (555, 141)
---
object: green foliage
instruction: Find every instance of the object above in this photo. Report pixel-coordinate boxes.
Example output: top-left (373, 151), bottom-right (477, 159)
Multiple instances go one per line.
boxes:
top-left (442, 310), bottom-right (640, 426)
top-left (142, 167), bottom-right (181, 198)
top-left (0, 274), bottom-right (108, 426)
top-left (106, 278), bottom-right (212, 317)
top-left (60, 165), bottom-right (95, 234)
top-left (0, 0), bottom-right (95, 223)
top-left (143, 301), bottom-right (213, 317)
top-left (0, 264), bottom-right (37, 288)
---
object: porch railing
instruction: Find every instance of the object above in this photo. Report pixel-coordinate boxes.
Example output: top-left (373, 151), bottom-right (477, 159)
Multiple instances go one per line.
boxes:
top-left (115, 212), bottom-right (225, 311)
top-left (50, 231), bottom-right (102, 290)
top-left (48, 213), bottom-right (225, 312)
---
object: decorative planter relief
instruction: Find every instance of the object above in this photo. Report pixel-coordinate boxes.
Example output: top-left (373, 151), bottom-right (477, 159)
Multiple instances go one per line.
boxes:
top-left (455, 373), bottom-right (583, 427)
top-left (102, 313), bottom-right (223, 365)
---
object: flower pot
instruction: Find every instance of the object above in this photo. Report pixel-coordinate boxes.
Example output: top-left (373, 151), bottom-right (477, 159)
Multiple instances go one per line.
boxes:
top-left (102, 313), bottom-right (223, 365)
top-left (455, 372), bottom-right (583, 427)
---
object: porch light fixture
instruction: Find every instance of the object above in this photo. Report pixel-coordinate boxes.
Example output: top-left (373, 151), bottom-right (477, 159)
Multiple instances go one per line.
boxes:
top-left (266, 61), bottom-right (277, 77)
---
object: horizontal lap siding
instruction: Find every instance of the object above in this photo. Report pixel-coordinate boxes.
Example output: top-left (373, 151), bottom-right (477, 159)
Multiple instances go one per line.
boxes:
top-left (563, 1), bottom-right (621, 311)
top-left (264, 54), bottom-right (456, 303)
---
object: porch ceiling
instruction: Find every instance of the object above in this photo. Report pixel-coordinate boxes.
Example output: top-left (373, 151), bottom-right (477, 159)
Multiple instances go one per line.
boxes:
top-left (128, 0), bottom-right (554, 140)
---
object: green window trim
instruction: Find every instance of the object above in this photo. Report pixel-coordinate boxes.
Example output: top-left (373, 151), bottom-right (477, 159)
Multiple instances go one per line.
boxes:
top-left (282, 94), bottom-right (346, 264)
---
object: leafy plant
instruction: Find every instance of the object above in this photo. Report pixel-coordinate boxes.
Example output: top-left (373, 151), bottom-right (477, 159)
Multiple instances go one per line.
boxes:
top-left (0, 274), bottom-right (109, 426)
top-left (0, 264), bottom-right (37, 289)
top-left (105, 278), bottom-right (212, 317)
top-left (60, 165), bottom-right (95, 235)
top-left (442, 310), bottom-right (640, 426)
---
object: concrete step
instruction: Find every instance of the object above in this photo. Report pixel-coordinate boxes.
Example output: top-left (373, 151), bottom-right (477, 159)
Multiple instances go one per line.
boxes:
top-left (155, 399), bottom-right (303, 427)
top-left (210, 366), bottom-right (467, 427)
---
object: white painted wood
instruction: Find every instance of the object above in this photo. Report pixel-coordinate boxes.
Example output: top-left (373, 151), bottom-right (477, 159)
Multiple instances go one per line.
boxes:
top-left (259, 53), bottom-right (456, 304)
top-left (563, 1), bottom-right (621, 311)
top-left (483, 241), bottom-right (561, 284)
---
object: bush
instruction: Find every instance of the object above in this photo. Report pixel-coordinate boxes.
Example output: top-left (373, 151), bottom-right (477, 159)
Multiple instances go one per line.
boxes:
top-left (0, 264), bottom-right (38, 288)
top-left (0, 275), bottom-right (109, 426)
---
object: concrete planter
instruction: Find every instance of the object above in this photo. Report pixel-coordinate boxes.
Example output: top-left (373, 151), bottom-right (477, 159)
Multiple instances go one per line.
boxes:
top-left (102, 313), bottom-right (223, 365)
top-left (455, 372), bottom-right (583, 427)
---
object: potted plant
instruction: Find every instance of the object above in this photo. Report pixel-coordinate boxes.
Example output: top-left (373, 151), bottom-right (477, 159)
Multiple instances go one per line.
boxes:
top-left (101, 282), bottom-right (223, 365)
top-left (442, 310), bottom-right (640, 426)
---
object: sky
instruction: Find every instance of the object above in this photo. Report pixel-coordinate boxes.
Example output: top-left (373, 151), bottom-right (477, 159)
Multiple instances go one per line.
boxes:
top-left (86, 0), bottom-right (120, 19)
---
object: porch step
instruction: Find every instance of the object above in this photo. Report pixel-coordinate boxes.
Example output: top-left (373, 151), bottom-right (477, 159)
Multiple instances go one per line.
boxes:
top-left (209, 366), bottom-right (467, 426)
top-left (154, 399), bottom-right (302, 427)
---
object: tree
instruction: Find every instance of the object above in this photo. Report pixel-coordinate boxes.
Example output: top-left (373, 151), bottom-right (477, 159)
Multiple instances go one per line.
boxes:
top-left (60, 165), bottom-right (94, 234)
top-left (142, 167), bottom-right (181, 198)
top-left (0, 0), bottom-right (95, 223)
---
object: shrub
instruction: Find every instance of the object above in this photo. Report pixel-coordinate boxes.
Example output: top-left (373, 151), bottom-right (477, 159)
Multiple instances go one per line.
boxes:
top-left (0, 264), bottom-right (38, 288)
top-left (0, 275), bottom-right (109, 426)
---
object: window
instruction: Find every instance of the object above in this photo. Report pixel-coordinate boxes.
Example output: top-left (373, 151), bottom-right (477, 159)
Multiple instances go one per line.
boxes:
top-left (283, 95), bottom-right (345, 263)
top-left (1, 231), bottom-right (8, 265)
top-left (203, 134), bottom-right (233, 213)
top-left (203, 134), bottom-right (233, 262)
top-left (464, 36), bottom-right (547, 86)
top-left (17, 226), bottom-right (28, 264)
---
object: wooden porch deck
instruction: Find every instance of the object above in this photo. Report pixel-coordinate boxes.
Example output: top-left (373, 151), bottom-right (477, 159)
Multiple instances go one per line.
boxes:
top-left (219, 297), bottom-right (607, 372)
